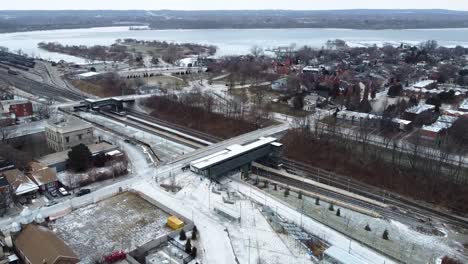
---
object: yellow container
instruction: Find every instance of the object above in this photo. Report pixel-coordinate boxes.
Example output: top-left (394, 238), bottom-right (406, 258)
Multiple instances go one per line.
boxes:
top-left (167, 216), bottom-right (184, 230)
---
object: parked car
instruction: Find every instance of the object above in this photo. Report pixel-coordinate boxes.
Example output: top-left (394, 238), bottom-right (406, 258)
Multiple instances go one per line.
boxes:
top-left (75, 189), bottom-right (91, 197)
top-left (58, 187), bottom-right (70, 196)
top-left (45, 200), bottom-right (58, 207)
top-left (49, 189), bottom-right (58, 197)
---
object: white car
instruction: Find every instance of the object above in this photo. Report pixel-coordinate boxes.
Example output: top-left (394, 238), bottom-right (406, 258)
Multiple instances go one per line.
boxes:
top-left (58, 187), bottom-right (69, 196)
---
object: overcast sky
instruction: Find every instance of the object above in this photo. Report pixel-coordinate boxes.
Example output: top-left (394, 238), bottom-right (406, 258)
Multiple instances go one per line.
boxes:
top-left (2, 0), bottom-right (468, 11)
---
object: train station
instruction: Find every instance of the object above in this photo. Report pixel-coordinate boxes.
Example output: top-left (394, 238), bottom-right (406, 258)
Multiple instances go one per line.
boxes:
top-left (74, 97), bottom-right (135, 112)
top-left (190, 137), bottom-right (282, 179)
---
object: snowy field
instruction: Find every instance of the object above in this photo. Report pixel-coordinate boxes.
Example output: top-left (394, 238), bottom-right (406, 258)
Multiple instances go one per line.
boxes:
top-left (50, 192), bottom-right (172, 264)
top-left (256, 181), bottom-right (468, 264)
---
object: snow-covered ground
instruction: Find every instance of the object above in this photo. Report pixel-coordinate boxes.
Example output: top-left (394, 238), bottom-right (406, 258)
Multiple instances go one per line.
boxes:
top-left (77, 111), bottom-right (194, 161)
top-left (258, 182), bottom-right (467, 264)
top-left (49, 192), bottom-right (172, 264)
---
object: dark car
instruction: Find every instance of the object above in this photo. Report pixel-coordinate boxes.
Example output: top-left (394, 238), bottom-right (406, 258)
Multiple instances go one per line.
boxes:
top-left (75, 189), bottom-right (91, 197)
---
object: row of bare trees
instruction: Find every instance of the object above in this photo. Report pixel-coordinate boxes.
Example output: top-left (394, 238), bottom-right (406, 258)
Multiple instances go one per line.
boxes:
top-left (285, 114), bottom-right (468, 213)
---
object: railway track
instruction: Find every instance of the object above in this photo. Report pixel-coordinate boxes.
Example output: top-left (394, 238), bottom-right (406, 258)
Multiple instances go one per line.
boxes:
top-left (125, 109), bottom-right (223, 145)
top-left (0, 70), bottom-right (84, 101)
top-left (273, 158), bottom-right (468, 229)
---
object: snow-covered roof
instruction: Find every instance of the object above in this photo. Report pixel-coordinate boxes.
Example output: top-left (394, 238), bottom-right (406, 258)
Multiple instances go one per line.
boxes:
top-left (190, 137), bottom-right (278, 170)
top-left (442, 109), bottom-right (468, 117)
top-left (324, 246), bottom-right (368, 264)
top-left (392, 118), bottom-right (412, 125)
top-left (27, 162), bottom-right (58, 186)
top-left (459, 98), bottom-right (468, 111)
top-left (302, 66), bottom-right (321, 72)
top-left (1, 169), bottom-right (39, 195)
top-left (405, 104), bottom-right (435, 115)
top-left (337, 110), bottom-right (378, 121)
top-left (105, 150), bottom-right (122, 157)
top-left (77, 72), bottom-right (100, 78)
top-left (422, 115), bottom-right (458, 133)
top-left (46, 115), bottom-right (93, 134)
top-left (413, 80), bottom-right (436, 89)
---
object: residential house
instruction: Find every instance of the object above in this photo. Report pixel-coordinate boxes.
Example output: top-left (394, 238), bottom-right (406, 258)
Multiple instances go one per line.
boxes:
top-left (404, 103), bottom-right (435, 121)
top-left (26, 162), bottom-right (59, 196)
top-left (45, 116), bottom-right (94, 152)
top-left (459, 98), bottom-right (468, 113)
top-left (14, 224), bottom-right (79, 264)
top-left (421, 115), bottom-right (458, 140)
top-left (1, 169), bottom-right (39, 204)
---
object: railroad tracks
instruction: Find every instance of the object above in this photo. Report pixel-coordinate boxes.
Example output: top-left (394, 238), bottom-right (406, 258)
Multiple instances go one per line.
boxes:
top-left (0, 70), bottom-right (84, 101)
top-left (268, 158), bottom-right (468, 229)
top-left (125, 109), bottom-right (223, 145)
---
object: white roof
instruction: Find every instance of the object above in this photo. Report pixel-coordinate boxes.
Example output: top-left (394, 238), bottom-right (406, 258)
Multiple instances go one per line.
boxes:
top-left (106, 150), bottom-right (122, 157)
top-left (77, 72), bottom-right (100, 78)
top-left (460, 99), bottom-right (468, 111)
top-left (324, 246), bottom-right (369, 264)
top-left (413, 80), bottom-right (436, 89)
top-left (302, 66), bottom-right (321, 72)
top-left (392, 118), bottom-right (412, 125)
top-left (16, 181), bottom-right (39, 195)
top-left (405, 104), bottom-right (435, 115)
top-left (337, 110), bottom-right (378, 121)
top-left (191, 137), bottom-right (278, 170)
top-left (422, 115), bottom-right (458, 133)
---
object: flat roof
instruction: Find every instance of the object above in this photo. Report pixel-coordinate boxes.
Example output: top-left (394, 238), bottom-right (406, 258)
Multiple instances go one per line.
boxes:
top-left (191, 137), bottom-right (278, 170)
top-left (46, 116), bottom-right (93, 134)
top-left (413, 80), bottom-right (436, 88)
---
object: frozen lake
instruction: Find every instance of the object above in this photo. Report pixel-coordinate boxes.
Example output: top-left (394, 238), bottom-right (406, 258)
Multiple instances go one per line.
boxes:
top-left (1, 26), bottom-right (468, 63)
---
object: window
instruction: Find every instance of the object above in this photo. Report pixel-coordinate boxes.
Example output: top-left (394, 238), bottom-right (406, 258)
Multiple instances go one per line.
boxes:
top-left (65, 136), bottom-right (70, 143)
top-left (78, 134), bottom-right (82, 140)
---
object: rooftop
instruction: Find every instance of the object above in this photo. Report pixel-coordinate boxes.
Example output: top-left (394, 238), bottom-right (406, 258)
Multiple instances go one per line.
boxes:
top-left (413, 80), bottom-right (436, 89)
top-left (191, 137), bottom-right (278, 170)
top-left (405, 104), bottom-right (435, 115)
top-left (459, 98), bottom-right (468, 111)
top-left (46, 116), bottom-right (93, 134)
top-left (1, 169), bottom-right (39, 195)
top-left (14, 224), bottom-right (79, 264)
top-left (27, 161), bottom-right (58, 186)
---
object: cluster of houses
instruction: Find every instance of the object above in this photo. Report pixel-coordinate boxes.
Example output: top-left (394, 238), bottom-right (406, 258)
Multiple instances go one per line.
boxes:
top-left (0, 115), bottom-right (124, 215)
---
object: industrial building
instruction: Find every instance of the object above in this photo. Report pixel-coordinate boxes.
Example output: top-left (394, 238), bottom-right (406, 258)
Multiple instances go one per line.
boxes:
top-left (45, 116), bottom-right (95, 152)
top-left (190, 137), bottom-right (282, 179)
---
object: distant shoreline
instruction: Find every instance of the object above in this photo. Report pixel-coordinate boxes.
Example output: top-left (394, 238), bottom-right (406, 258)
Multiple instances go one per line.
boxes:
top-left (3, 25), bottom-right (468, 35)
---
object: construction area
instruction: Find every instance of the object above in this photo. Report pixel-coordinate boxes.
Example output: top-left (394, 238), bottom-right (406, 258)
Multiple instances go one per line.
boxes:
top-left (49, 192), bottom-right (173, 263)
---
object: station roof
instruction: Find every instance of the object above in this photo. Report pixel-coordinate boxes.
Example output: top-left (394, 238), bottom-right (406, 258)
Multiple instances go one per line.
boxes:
top-left (190, 137), bottom-right (278, 170)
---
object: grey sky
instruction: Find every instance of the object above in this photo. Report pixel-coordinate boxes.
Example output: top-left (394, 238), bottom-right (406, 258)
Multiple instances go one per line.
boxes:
top-left (3, 0), bottom-right (468, 11)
